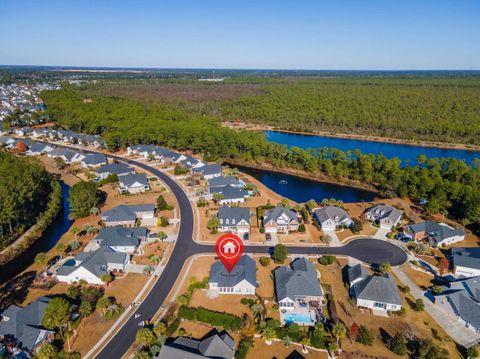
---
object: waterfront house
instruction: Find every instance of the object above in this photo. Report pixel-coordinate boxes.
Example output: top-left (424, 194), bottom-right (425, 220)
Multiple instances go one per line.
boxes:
top-left (95, 227), bottom-right (148, 254)
top-left (101, 204), bottom-right (155, 227)
top-left (217, 206), bottom-right (250, 234)
top-left (364, 204), bottom-right (403, 229)
top-left (95, 163), bottom-right (135, 180)
top-left (405, 221), bottom-right (465, 246)
top-left (274, 258), bottom-right (323, 325)
top-left (56, 247), bottom-right (129, 285)
top-left (207, 176), bottom-right (245, 191)
top-left (435, 276), bottom-right (480, 333)
top-left (347, 265), bottom-right (402, 313)
top-left (263, 206), bottom-right (299, 234)
top-left (212, 185), bottom-right (249, 205)
top-left (312, 205), bottom-right (353, 231)
top-left (118, 173), bottom-right (150, 194)
top-left (208, 255), bottom-right (257, 295)
top-left (451, 247), bottom-right (480, 278)
top-left (155, 331), bottom-right (235, 359)
top-left (180, 155), bottom-right (205, 169)
top-left (0, 297), bottom-right (54, 354)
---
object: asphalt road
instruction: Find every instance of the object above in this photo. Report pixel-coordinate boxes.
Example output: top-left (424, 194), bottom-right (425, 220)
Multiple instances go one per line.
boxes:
top-left (44, 145), bottom-right (407, 358)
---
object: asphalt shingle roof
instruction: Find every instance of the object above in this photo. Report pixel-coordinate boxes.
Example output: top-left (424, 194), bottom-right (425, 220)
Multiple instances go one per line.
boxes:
top-left (209, 255), bottom-right (257, 288)
top-left (212, 185), bottom-right (248, 201)
top-left (207, 176), bottom-right (242, 188)
top-left (263, 206), bottom-right (298, 225)
top-left (408, 221), bottom-right (465, 244)
top-left (119, 173), bottom-right (149, 188)
top-left (313, 205), bottom-right (350, 224)
top-left (82, 153), bottom-right (106, 166)
top-left (102, 204), bottom-right (154, 223)
top-left (353, 273), bottom-right (402, 306)
top-left (218, 206), bottom-right (250, 226)
top-left (347, 264), bottom-right (369, 284)
top-left (96, 163), bottom-right (134, 175)
top-left (193, 163), bottom-right (222, 176)
top-left (452, 247), bottom-right (480, 271)
top-left (96, 227), bottom-right (147, 248)
top-left (365, 204), bottom-right (402, 224)
top-left (274, 258), bottom-right (323, 302)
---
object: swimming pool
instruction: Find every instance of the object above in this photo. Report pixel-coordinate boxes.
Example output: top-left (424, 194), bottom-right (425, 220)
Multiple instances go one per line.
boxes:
top-left (282, 312), bottom-right (315, 325)
top-left (63, 258), bottom-right (76, 266)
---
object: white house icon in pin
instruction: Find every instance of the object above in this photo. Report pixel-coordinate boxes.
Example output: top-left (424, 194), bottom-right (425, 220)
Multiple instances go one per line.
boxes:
top-left (222, 241), bottom-right (237, 255)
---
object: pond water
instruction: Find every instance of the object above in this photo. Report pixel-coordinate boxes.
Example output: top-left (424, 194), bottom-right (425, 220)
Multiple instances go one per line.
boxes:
top-left (237, 165), bottom-right (377, 204)
top-left (265, 131), bottom-right (480, 166)
top-left (0, 182), bottom-right (72, 284)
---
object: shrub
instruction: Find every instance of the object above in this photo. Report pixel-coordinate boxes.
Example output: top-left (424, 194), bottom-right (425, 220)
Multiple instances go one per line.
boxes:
top-left (165, 318), bottom-right (180, 336)
top-left (413, 299), bottom-right (425, 311)
top-left (240, 298), bottom-right (249, 305)
top-left (178, 306), bottom-right (242, 331)
top-left (318, 255), bottom-right (336, 265)
top-left (235, 336), bottom-right (253, 359)
top-left (298, 223), bottom-right (306, 233)
top-left (159, 216), bottom-right (169, 227)
top-left (157, 195), bottom-right (169, 210)
top-left (350, 218), bottom-right (363, 233)
top-left (259, 256), bottom-right (270, 267)
top-left (357, 325), bottom-right (374, 346)
top-left (259, 227), bottom-right (265, 233)
top-left (272, 244), bottom-right (288, 264)
top-left (174, 164), bottom-right (188, 175)
top-left (391, 332), bottom-right (407, 356)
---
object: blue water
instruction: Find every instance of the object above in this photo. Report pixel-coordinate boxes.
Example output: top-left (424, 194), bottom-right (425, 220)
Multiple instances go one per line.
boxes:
top-left (63, 258), bottom-right (76, 266)
top-left (0, 182), bottom-right (72, 284)
top-left (265, 131), bottom-right (480, 166)
top-left (282, 312), bottom-right (315, 325)
top-left (237, 165), bottom-right (377, 203)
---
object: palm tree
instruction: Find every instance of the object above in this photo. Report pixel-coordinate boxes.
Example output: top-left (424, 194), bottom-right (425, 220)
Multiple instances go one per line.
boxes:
top-left (68, 239), bottom-right (81, 251)
top-left (261, 326), bottom-right (276, 345)
top-left (250, 303), bottom-right (264, 319)
top-left (84, 224), bottom-right (98, 235)
top-left (300, 336), bottom-right (311, 354)
top-left (34, 252), bottom-right (48, 269)
top-left (282, 335), bottom-right (292, 347)
top-left (332, 322), bottom-right (346, 348)
top-left (70, 227), bottom-right (79, 239)
top-left (149, 255), bottom-right (161, 265)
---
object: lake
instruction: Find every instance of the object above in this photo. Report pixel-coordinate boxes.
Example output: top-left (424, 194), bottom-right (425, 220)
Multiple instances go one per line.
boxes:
top-left (0, 182), bottom-right (72, 284)
top-left (265, 131), bottom-right (480, 165)
top-left (237, 165), bottom-right (377, 203)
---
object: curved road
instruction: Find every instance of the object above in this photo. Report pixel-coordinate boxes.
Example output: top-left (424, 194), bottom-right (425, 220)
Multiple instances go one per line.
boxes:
top-left (42, 144), bottom-right (407, 358)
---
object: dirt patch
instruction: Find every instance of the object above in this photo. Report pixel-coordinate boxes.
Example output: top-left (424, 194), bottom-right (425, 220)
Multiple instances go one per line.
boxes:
top-left (249, 339), bottom-right (329, 359)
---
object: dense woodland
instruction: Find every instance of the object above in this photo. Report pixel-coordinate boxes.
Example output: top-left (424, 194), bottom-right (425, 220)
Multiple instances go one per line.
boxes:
top-left (78, 77), bottom-right (480, 145)
top-left (0, 151), bottom-right (56, 250)
top-left (41, 86), bottom-right (480, 232)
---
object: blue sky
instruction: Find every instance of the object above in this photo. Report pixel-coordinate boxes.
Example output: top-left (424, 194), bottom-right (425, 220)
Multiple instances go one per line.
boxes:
top-left (0, 0), bottom-right (478, 69)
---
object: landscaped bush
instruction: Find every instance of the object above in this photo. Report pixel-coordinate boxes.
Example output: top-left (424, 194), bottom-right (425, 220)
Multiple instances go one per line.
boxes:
top-left (357, 325), bottom-right (374, 346)
top-left (318, 255), bottom-right (336, 265)
top-left (350, 218), bottom-right (363, 233)
top-left (259, 256), bottom-right (270, 266)
top-left (298, 223), bottom-right (306, 233)
top-left (413, 299), bottom-right (425, 311)
top-left (178, 306), bottom-right (242, 331)
top-left (235, 336), bottom-right (253, 359)
top-left (165, 318), bottom-right (180, 336)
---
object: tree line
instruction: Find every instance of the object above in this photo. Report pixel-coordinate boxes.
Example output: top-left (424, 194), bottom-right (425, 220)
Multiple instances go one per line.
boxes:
top-left (0, 151), bottom-right (57, 250)
top-left (41, 87), bottom-right (480, 232)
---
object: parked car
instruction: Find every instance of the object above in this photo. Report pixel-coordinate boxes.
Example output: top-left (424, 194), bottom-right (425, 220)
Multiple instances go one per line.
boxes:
top-left (243, 233), bottom-right (249, 241)
top-left (395, 233), bottom-right (412, 243)
top-left (266, 233), bottom-right (272, 241)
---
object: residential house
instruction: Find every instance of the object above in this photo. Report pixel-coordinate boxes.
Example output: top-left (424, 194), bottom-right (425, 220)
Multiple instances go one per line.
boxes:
top-left (118, 173), bottom-right (150, 194)
top-left (155, 331), bottom-right (235, 359)
top-left (47, 148), bottom-right (84, 164)
top-left (212, 185), bottom-right (249, 205)
top-left (81, 153), bottom-right (107, 168)
top-left (451, 247), bottom-right (480, 278)
top-left (101, 204), bottom-right (155, 227)
top-left (312, 206), bottom-right (353, 231)
top-left (435, 276), bottom-right (480, 333)
top-left (364, 204), bottom-right (403, 229)
top-left (193, 163), bottom-right (222, 179)
top-left (405, 221), bottom-right (465, 247)
top-left (95, 163), bottom-right (135, 180)
top-left (347, 265), bottom-right (402, 313)
top-left (217, 206), bottom-right (250, 234)
top-left (0, 136), bottom-right (15, 147)
top-left (180, 155), bottom-right (204, 169)
top-left (56, 247), bottom-right (129, 285)
top-left (263, 206), bottom-right (299, 234)
top-left (25, 142), bottom-right (55, 156)
top-left (208, 255), bottom-right (257, 295)
top-left (207, 176), bottom-right (245, 191)
top-left (95, 227), bottom-right (148, 253)
top-left (0, 297), bottom-right (54, 353)
top-left (274, 257), bottom-right (323, 325)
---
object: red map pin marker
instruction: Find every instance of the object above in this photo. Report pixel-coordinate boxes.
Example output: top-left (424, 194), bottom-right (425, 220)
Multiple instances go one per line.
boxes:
top-left (215, 233), bottom-right (244, 273)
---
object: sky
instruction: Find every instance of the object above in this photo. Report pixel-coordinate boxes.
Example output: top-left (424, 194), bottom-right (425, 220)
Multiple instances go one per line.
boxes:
top-left (0, 0), bottom-right (479, 70)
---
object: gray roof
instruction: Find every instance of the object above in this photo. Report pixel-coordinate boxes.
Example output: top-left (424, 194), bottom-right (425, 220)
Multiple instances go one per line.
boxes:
top-left (313, 205), bottom-right (350, 224)
top-left (96, 227), bottom-right (147, 248)
top-left (0, 297), bottom-right (53, 351)
top-left (212, 185), bottom-right (248, 201)
top-left (263, 206), bottom-right (298, 225)
top-left (347, 264), bottom-right (369, 284)
top-left (407, 221), bottom-right (465, 245)
top-left (218, 206), bottom-right (250, 226)
top-left (156, 332), bottom-right (235, 359)
top-left (193, 163), bottom-right (222, 176)
top-left (274, 258), bottom-right (323, 302)
top-left (441, 276), bottom-right (480, 329)
top-left (119, 173), bottom-right (149, 188)
top-left (49, 147), bottom-right (78, 162)
top-left (209, 255), bottom-right (256, 287)
top-left (452, 247), bottom-right (480, 270)
top-left (28, 142), bottom-right (54, 153)
top-left (353, 273), bottom-right (402, 306)
top-left (365, 204), bottom-right (402, 223)
top-left (207, 176), bottom-right (241, 188)
top-left (102, 204), bottom-right (155, 223)
top-left (57, 247), bottom-right (127, 277)
top-left (82, 153), bottom-right (106, 166)
top-left (96, 163), bottom-right (134, 176)
top-left (181, 155), bottom-right (202, 168)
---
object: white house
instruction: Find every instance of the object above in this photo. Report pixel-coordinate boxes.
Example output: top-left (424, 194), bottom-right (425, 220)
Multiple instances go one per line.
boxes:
top-left (347, 265), bottom-right (402, 313)
top-left (313, 205), bottom-right (353, 231)
top-left (208, 255), bottom-right (257, 295)
top-left (364, 204), bottom-right (403, 229)
top-left (118, 173), bottom-right (150, 194)
top-left (262, 206), bottom-right (299, 234)
top-left (56, 247), bottom-right (129, 285)
top-left (217, 206), bottom-right (250, 234)
top-left (451, 247), bottom-right (480, 278)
